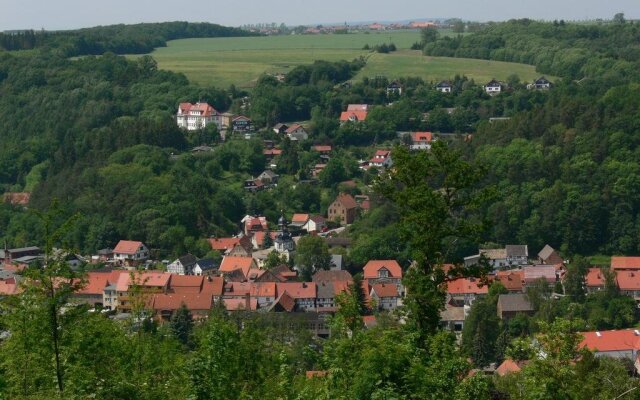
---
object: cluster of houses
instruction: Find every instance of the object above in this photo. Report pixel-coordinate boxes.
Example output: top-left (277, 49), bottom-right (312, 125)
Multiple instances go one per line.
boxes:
top-left (176, 102), bottom-right (253, 135)
top-left (434, 76), bottom-right (553, 96)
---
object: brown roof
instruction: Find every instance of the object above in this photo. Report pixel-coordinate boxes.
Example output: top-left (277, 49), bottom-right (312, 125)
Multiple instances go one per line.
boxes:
top-left (585, 267), bottom-right (605, 288)
top-left (3, 192), bottom-right (30, 206)
top-left (115, 271), bottom-right (170, 292)
top-left (312, 270), bottom-right (353, 283)
top-left (495, 359), bottom-right (528, 376)
top-left (611, 256), bottom-right (640, 271)
top-left (151, 293), bottom-right (213, 312)
top-left (220, 256), bottom-right (255, 278)
top-left (77, 271), bottom-right (115, 295)
top-left (250, 282), bottom-right (277, 298)
top-left (208, 237), bottom-right (241, 251)
top-left (333, 193), bottom-right (357, 210)
top-left (276, 282), bottom-right (316, 299)
top-left (271, 291), bottom-right (296, 312)
top-left (168, 275), bottom-right (204, 293)
top-left (446, 277), bottom-right (488, 295)
top-left (340, 111), bottom-right (368, 122)
top-left (291, 213), bottom-right (310, 223)
top-left (113, 240), bottom-right (144, 255)
top-left (371, 283), bottom-right (399, 298)
top-left (223, 297), bottom-right (258, 311)
top-left (494, 270), bottom-right (524, 292)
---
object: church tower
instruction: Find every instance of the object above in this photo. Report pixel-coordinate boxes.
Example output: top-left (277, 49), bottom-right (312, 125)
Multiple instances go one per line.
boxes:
top-left (274, 212), bottom-right (295, 255)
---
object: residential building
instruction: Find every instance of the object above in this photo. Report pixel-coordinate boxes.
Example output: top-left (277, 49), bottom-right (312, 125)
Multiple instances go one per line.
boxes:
top-left (494, 270), bottom-right (524, 293)
top-left (302, 215), bottom-right (326, 233)
top-left (242, 215), bottom-right (268, 236)
top-left (484, 79), bottom-right (504, 95)
top-left (257, 170), bottom-right (279, 185)
top-left (440, 303), bottom-right (466, 333)
top-left (616, 270), bottom-right (640, 300)
top-left (585, 267), bottom-right (606, 293)
top-left (176, 102), bottom-right (220, 131)
top-left (435, 80), bottom-right (452, 93)
top-left (368, 150), bottom-right (392, 168)
top-left (611, 256), bottom-right (640, 271)
top-left (527, 76), bottom-right (552, 90)
top-left (113, 240), bottom-right (149, 267)
top-left (340, 105), bottom-right (369, 123)
top-left (316, 280), bottom-right (350, 310)
top-left (410, 132), bottom-right (434, 150)
top-left (244, 179), bottom-right (265, 192)
top-left (312, 270), bottom-right (353, 283)
top-left (497, 293), bottom-right (534, 321)
top-left (363, 260), bottom-right (402, 286)
top-left (495, 359), bottom-right (528, 376)
top-left (386, 81), bottom-right (403, 96)
top-left (285, 124), bottom-right (308, 141)
top-left (370, 283), bottom-right (401, 310)
top-left (538, 244), bottom-right (563, 265)
top-left (151, 293), bottom-right (213, 321)
top-left (328, 193), bottom-right (358, 225)
top-left (114, 271), bottom-right (171, 312)
top-left (192, 258), bottom-right (219, 276)
top-left (446, 277), bottom-right (488, 306)
top-left (250, 282), bottom-right (278, 307)
top-left (167, 254), bottom-right (197, 275)
top-left (273, 123), bottom-right (289, 134)
top-left (232, 115), bottom-right (252, 132)
top-left (506, 245), bottom-right (529, 266)
top-left (580, 329), bottom-right (640, 362)
top-left (276, 282), bottom-right (317, 311)
top-left (523, 265), bottom-right (557, 286)
top-left (219, 256), bottom-right (257, 281)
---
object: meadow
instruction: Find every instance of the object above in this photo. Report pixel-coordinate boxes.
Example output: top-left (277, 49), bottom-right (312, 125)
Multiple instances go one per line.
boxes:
top-left (142, 31), bottom-right (542, 88)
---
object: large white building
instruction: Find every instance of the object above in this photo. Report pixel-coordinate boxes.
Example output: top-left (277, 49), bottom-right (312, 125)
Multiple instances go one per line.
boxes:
top-left (176, 102), bottom-right (220, 131)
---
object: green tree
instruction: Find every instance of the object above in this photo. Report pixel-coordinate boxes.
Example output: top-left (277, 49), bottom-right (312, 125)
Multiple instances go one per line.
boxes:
top-left (295, 236), bottom-right (332, 281)
top-left (264, 250), bottom-right (288, 270)
top-left (170, 303), bottom-right (194, 347)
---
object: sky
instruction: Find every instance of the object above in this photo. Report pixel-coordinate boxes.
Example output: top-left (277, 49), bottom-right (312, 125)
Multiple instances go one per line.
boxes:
top-left (1, 0), bottom-right (638, 31)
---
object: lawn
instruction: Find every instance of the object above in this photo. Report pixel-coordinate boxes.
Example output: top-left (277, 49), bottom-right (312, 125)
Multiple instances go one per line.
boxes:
top-left (140, 31), bottom-right (542, 88)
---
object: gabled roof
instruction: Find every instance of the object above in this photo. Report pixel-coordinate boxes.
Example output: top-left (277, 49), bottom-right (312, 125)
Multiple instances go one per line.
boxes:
top-left (285, 124), bottom-right (305, 134)
top-left (169, 275), bottom-right (204, 293)
top-left (223, 297), bottom-right (258, 311)
top-left (340, 111), bottom-right (368, 122)
top-left (276, 282), bottom-right (316, 299)
top-left (616, 270), bottom-right (640, 291)
top-left (332, 193), bottom-right (358, 210)
top-left (538, 244), bottom-right (563, 264)
top-left (269, 291), bottom-right (296, 312)
top-left (580, 329), bottom-right (640, 353)
top-left (446, 277), bottom-right (488, 295)
top-left (208, 237), bottom-right (241, 251)
top-left (151, 293), bottom-right (213, 312)
top-left (523, 265), bottom-right (556, 283)
top-left (506, 245), bottom-right (528, 258)
top-left (232, 115), bottom-right (251, 122)
top-left (611, 256), bottom-right (640, 271)
top-left (219, 256), bottom-right (255, 279)
top-left (200, 276), bottom-right (224, 296)
top-left (497, 293), bottom-right (533, 313)
top-left (178, 102), bottom-right (217, 117)
top-left (77, 271), bottom-right (116, 295)
top-left (411, 132), bottom-right (433, 142)
top-left (115, 271), bottom-right (170, 292)
top-left (195, 258), bottom-right (218, 272)
top-left (313, 145), bottom-right (332, 152)
top-left (495, 359), bottom-right (528, 376)
top-left (113, 240), bottom-right (144, 255)
top-left (480, 248), bottom-right (507, 260)
top-left (313, 270), bottom-right (353, 283)
top-left (585, 268), bottom-right (605, 287)
top-left (370, 283), bottom-right (399, 298)
top-left (176, 254), bottom-right (197, 266)
top-left (485, 79), bottom-right (502, 87)
top-left (363, 260), bottom-right (402, 279)
top-left (436, 80), bottom-right (452, 88)
top-left (250, 282), bottom-right (277, 298)
top-left (291, 213), bottom-right (310, 224)
top-left (346, 104), bottom-right (370, 111)
top-left (494, 270), bottom-right (524, 292)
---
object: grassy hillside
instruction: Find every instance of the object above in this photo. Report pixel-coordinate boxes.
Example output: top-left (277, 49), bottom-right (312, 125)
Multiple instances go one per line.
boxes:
top-left (141, 32), bottom-right (542, 88)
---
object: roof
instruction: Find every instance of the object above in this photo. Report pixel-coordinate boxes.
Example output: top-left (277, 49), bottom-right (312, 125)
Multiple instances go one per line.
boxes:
top-left (441, 304), bottom-right (465, 322)
top-left (208, 237), bottom-right (241, 251)
top-left (77, 271), bottom-right (115, 295)
top-left (611, 256), bottom-right (640, 271)
top-left (113, 240), bottom-right (144, 255)
top-left (332, 193), bottom-right (358, 210)
top-left (497, 293), bottom-right (534, 313)
top-left (374, 150), bottom-right (391, 158)
top-left (219, 256), bottom-right (255, 279)
top-left (494, 270), bottom-right (524, 292)
top-left (195, 258), bottom-right (218, 272)
top-left (263, 149), bottom-right (283, 156)
top-left (495, 359), bottom-right (528, 376)
top-left (616, 271), bottom-right (640, 291)
top-left (486, 79), bottom-right (502, 87)
top-left (151, 293), bottom-right (213, 311)
top-left (371, 283), bottom-right (399, 298)
top-left (3, 192), bottom-right (30, 206)
top-left (580, 329), bottom-right (640, 353)
top-left (223, 297), bottom-right (258, 311)
top-left (285, 124), bottom-right (305, 134)
top-left (177, 254), bottom-right (197, 266)
top-left (363, 260), bottom-right (402, 279)
top-left (313, 270), bottom-right (353, 282)
top-left (446, 278), bottom-right (488, 295)
top-left (306, 371), bottom-right (328, 379)
top-left (270, 291), bottom-right (296, 312)
top-left (232, 115), bottom-right (251, 122)
top-left (313, 145), bottom-right (332, 152)
top-left (523, 265), bottom-right (556, 283)
top-left (411, 132), bottom-right (433, 142)
top-left (0, 278), bottom-right (21, 295)
top-left (291, 213), bottom-right (310, 224)
top-left (436, 80), bottom-right (452, 87)
top-left (506, 245), bottom-right (528, 258)
top-left (200, 276), bottom-right (224, 296)
top-left (363, 315), bottom-right (377, 328)
top-left (169, 275), bottom-right (204, 293)
top-left (340, 111), bottom-right (368, 122)
top-left (585, 268), bottom-right (606, 288)
top-left (277, 282), bottom-right (316, 299)
top-left (250, 282), bottom-right (277, 298)
top-left (346, 104), bottom-right (370, 111)
top-left (115, 271), bottom-right (170, 292)
top-left (178, 102), bottom-right (217, 117)
top-left (480, 248), bottom-right (507, 260)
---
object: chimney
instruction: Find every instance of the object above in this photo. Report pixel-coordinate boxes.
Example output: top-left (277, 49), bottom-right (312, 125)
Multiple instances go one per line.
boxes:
top-left (596, 331), bottom-right (602, 337)
top-left (245, 293), bottom-right (251, 310)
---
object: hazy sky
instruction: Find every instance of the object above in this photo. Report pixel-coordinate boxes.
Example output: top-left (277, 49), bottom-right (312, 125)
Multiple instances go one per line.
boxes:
top-left (1, 0), bottom-right (637, 31)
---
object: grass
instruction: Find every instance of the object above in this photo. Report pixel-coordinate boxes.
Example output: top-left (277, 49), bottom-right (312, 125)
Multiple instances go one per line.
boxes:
top-left (138, 31), bottom-right (542, 88)
top-left (588, 254), bottom-right (612, 266)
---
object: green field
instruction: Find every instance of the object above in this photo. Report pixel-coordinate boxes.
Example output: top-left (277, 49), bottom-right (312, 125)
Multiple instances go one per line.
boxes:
top-left (142, 32), bottom-right (542, 88)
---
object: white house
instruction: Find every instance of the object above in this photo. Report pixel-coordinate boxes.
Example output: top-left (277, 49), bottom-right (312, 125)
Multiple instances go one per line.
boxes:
top-left (285, 124), bottom-right (308, 141)
top-left (410, 132), bottom-right (434, 151)
top-left (167, 254), bottom-right (197, 275)
top-left (484, 79), bottom-right (504, 95)
top-left (176, 102), bottom-right (220, 131)
top-left (113, 240), bottom-right (149, 266)
top-left (435, 81), bottom-right (452, 93)
top-left (370, 283), bottom-right (401, 311)
top-left (527, 76), bottom-right (552, 90)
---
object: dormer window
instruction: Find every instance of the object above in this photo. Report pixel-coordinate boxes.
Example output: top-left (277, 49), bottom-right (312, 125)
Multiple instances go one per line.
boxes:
top-left (378, 268), bottom-right (389, 278)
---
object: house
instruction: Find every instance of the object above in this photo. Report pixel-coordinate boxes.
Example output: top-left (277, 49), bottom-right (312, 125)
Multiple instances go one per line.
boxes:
top-left (220, 112), bottom-right (235, 130)
top-left (328, 193), bottom-right (358, 225)
top-left (580, 329), bottom-right (640, 363)
top-left (410, 132), bottom-right (434, 151)
top-left (275, 282), bottom-right (317, 311)
top-left (313, 270), bottom-right (353, 283)
top-left (585, 267), bottom-right (606, 293)
top-left (313, 145), bottom-right (332, 154)
top-left (176, 102), bottom-right (220, 131)
top-left (494, 270), bottom-right (524, 293)
top-left (113, 240), bottom-right (149, 267)
top-left (484, 79), bottom-right (504, 95)
top-left (3, 192), bottom-right (30, 206)
top-left (446, 277), bottom-right (488, 306)
top-left (368, 150), bottom-right (392, 168)
top-left (616, 270), bottom-right (640, 300)
top-left (611, 256), bottom-right (640, 271)
top-left (506, 245), bottom-right (529, 266)
top-left (497, 293), bottom-right (534, 321)
top-left (242, 215), bottom-right (268, 236)
top-left (73, 270), bottom-right (122, 307)
top-left (312, 163), bottom-right (326, 178)
top-left (435, 80), bottom-right (452, 93)
top-left (151, 293), bottom-right (213, 321)
top-left (370, 283), bottom-right (401, 311)
top-left (466, 248), bottom-right (507, 269)
top-left (290, 213), bottom-right (310, 229)
top-left (250, 282), bottom-right (278, 307)
top-left (114, 271), bottom-right (171, 312)
top-left (232, 115), bottom-right (253, 132)
top-left (363, 260), bottom-right (403, 286)
top-left (208, 237), bottom-right (249, 255)
top-left (219, 256), bottom-right (257, 281)
top-left (538, 244), bottom-right (563, 265)
top-left (386, 81), bottom-right (403, 96)
top-left (167, 254), bottom-right (197, 275)
top-left (440, 303), bottom-right (466, 333)
top-left (0, 276), bottom-right (21, 296)
top-left (340, 105), bottom-right (369, 123)
top-left (285, 124), bottom-right (308, 141)
top-left (263, 148), bottom-right (283, 160)
top-left (527, 76), bottom-right (552, 90)
top-left (191, 145), bottom-right (214, 153)
top-left (316, 280), bottom-right (351, 310)
top-left (330, 254), bottom-right (343, 270)
top-left (1, 246), bottom-right (42, 265)
top-left (257, 170), bottom-right (279, 185)
top-left (273, 123), bottom-right (289, 134)
top-left (302, 215), bottom-right (326, 233)
top-left (244, 179), bottom-right (265, 192)
top-left (495, 359), bottom-right (528, 376)
top-left (523, 265), bottom-right (557, 286)
top-left (192, 258), bottom-right (219, 276)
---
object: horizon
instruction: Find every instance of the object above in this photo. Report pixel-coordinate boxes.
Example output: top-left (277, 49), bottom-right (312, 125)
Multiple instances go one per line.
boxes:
top-left (1, 0), bottom-right (638, 31)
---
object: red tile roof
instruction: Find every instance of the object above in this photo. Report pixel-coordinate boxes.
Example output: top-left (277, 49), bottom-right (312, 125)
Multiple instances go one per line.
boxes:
top-left (494, 270), bottom-right (524, 292)
top-left (220, 256), bottom-right (255, 279)
top-left (285, 124), bottom-right (304, 134)
top-left (223, 297), bottom-right (258, 311)
top-left (523, 265), bottom-right (556, 284)
top-left (208, 237), bottom-right (241, 251)
top-left (263, 149), bottom-right (283, 156)
top-left (277, 282), bottom-right (317, 299)
top-left (346, 104), bottom-right (370, 111)
top-left (616, 270), bottom-right (640, 291)
top-left (340, 111), bottom-right (368, 122)
top-left (168, 275), bottom-right (204, 293)
top-left (77, 271), bottom-right (114, 295)
top-left (224, 282), bottom-right (252, 297)
top-left (306, 371), bottom-right (328, 379)
top-left (411, 132), bottom-right (433, 142)
top-left (495, 359), bottom-right (528, 376)
top-left (363, 260), bottom-right (402, 279)
top-left (151, 293), bottom-right (213, 312)
top-left (312, 270), bottom-right (353, 282)
top-left (313, 145), bottom-right (332, 152)
top-left (611, 256), bottom-right (640, 270)
top-left (178, 102), bottom-right (217, 117)
top-left (371, 283), bottom-right (399, 298)
top-left (446, 278), bottom-right (488, 295)
top-left (291, 213), bottom-right (310, 223)
top-left (200, 277), bottom-right (224, 296)
top-left (0, 278), bottom-right (21, 295)
top-left (250, 282), bottom-right (277, 298)
top-left (585, 268), bottom-right (606, 288)
top-left (113, 240), bottom-right (144, 255)
top-left (252, 231), bottom-right (276, 247)
top-left (333, 193), bottom-right (358, 210)
top-left (580, 329), bottom-right (640, 353)
top-left (115, 271), bottom-right (170, 292)
top-left (363, 315), bottom-right (377, 328)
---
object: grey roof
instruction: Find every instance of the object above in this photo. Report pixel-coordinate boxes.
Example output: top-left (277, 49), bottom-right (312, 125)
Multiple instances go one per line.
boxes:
top-left (538, 245), bottom-right (557, 261)
top-left (259, 170), bottom-right (278, 179)
top-left (498, 294), bottom-right (534, 313)
top-left (330, 254), bottom-right (343, 270)
top-left (195, 258), bottom-right (218, 271)
top-left (177, 254), bottom-right (197, 266)
top-left (316, 281), bottom-right (335, 299)
top-left (0, 270), bottom-right (17, 280)
top-left (440, 304), bottom-right (465, 322)
top-left (506, 245), bottom-right (528, 258)
top-left (97, 248), bottom-right (113, 255)
top-left (312, 270), bottom-right (352, 282)
top-left (13, 255), bottom-right (43, 264)
top-left (0, 246), bottom-right (42, 258)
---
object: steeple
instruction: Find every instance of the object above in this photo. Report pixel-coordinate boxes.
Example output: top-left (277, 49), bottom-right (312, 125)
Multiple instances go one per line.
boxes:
top-left (275, 211), bottom-right (295, 254)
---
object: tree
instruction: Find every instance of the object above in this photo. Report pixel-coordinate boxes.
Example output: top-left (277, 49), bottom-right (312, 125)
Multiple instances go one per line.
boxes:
top-left (613, 12), bottom-right (626, 24)
top-left (295, 236), bottom-right (331, 281)
top-left (263, 250), bottom-right (288, 270)
top-left (170, 303), bottom-right (194, 346)
top-left (375, 142), bottom-right (493, 346)
top-left (420, 27), bottom-right (439, 46)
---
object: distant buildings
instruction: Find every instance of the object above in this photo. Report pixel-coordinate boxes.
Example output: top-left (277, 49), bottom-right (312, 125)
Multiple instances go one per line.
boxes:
top-left (176, 102), bottom-right (220, 131)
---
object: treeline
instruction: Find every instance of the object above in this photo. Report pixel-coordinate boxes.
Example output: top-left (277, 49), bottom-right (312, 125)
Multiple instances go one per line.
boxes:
top-left (0, 21), bottom-right (257, 56)
top-left (423, 18), bottom-right (640, 81)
